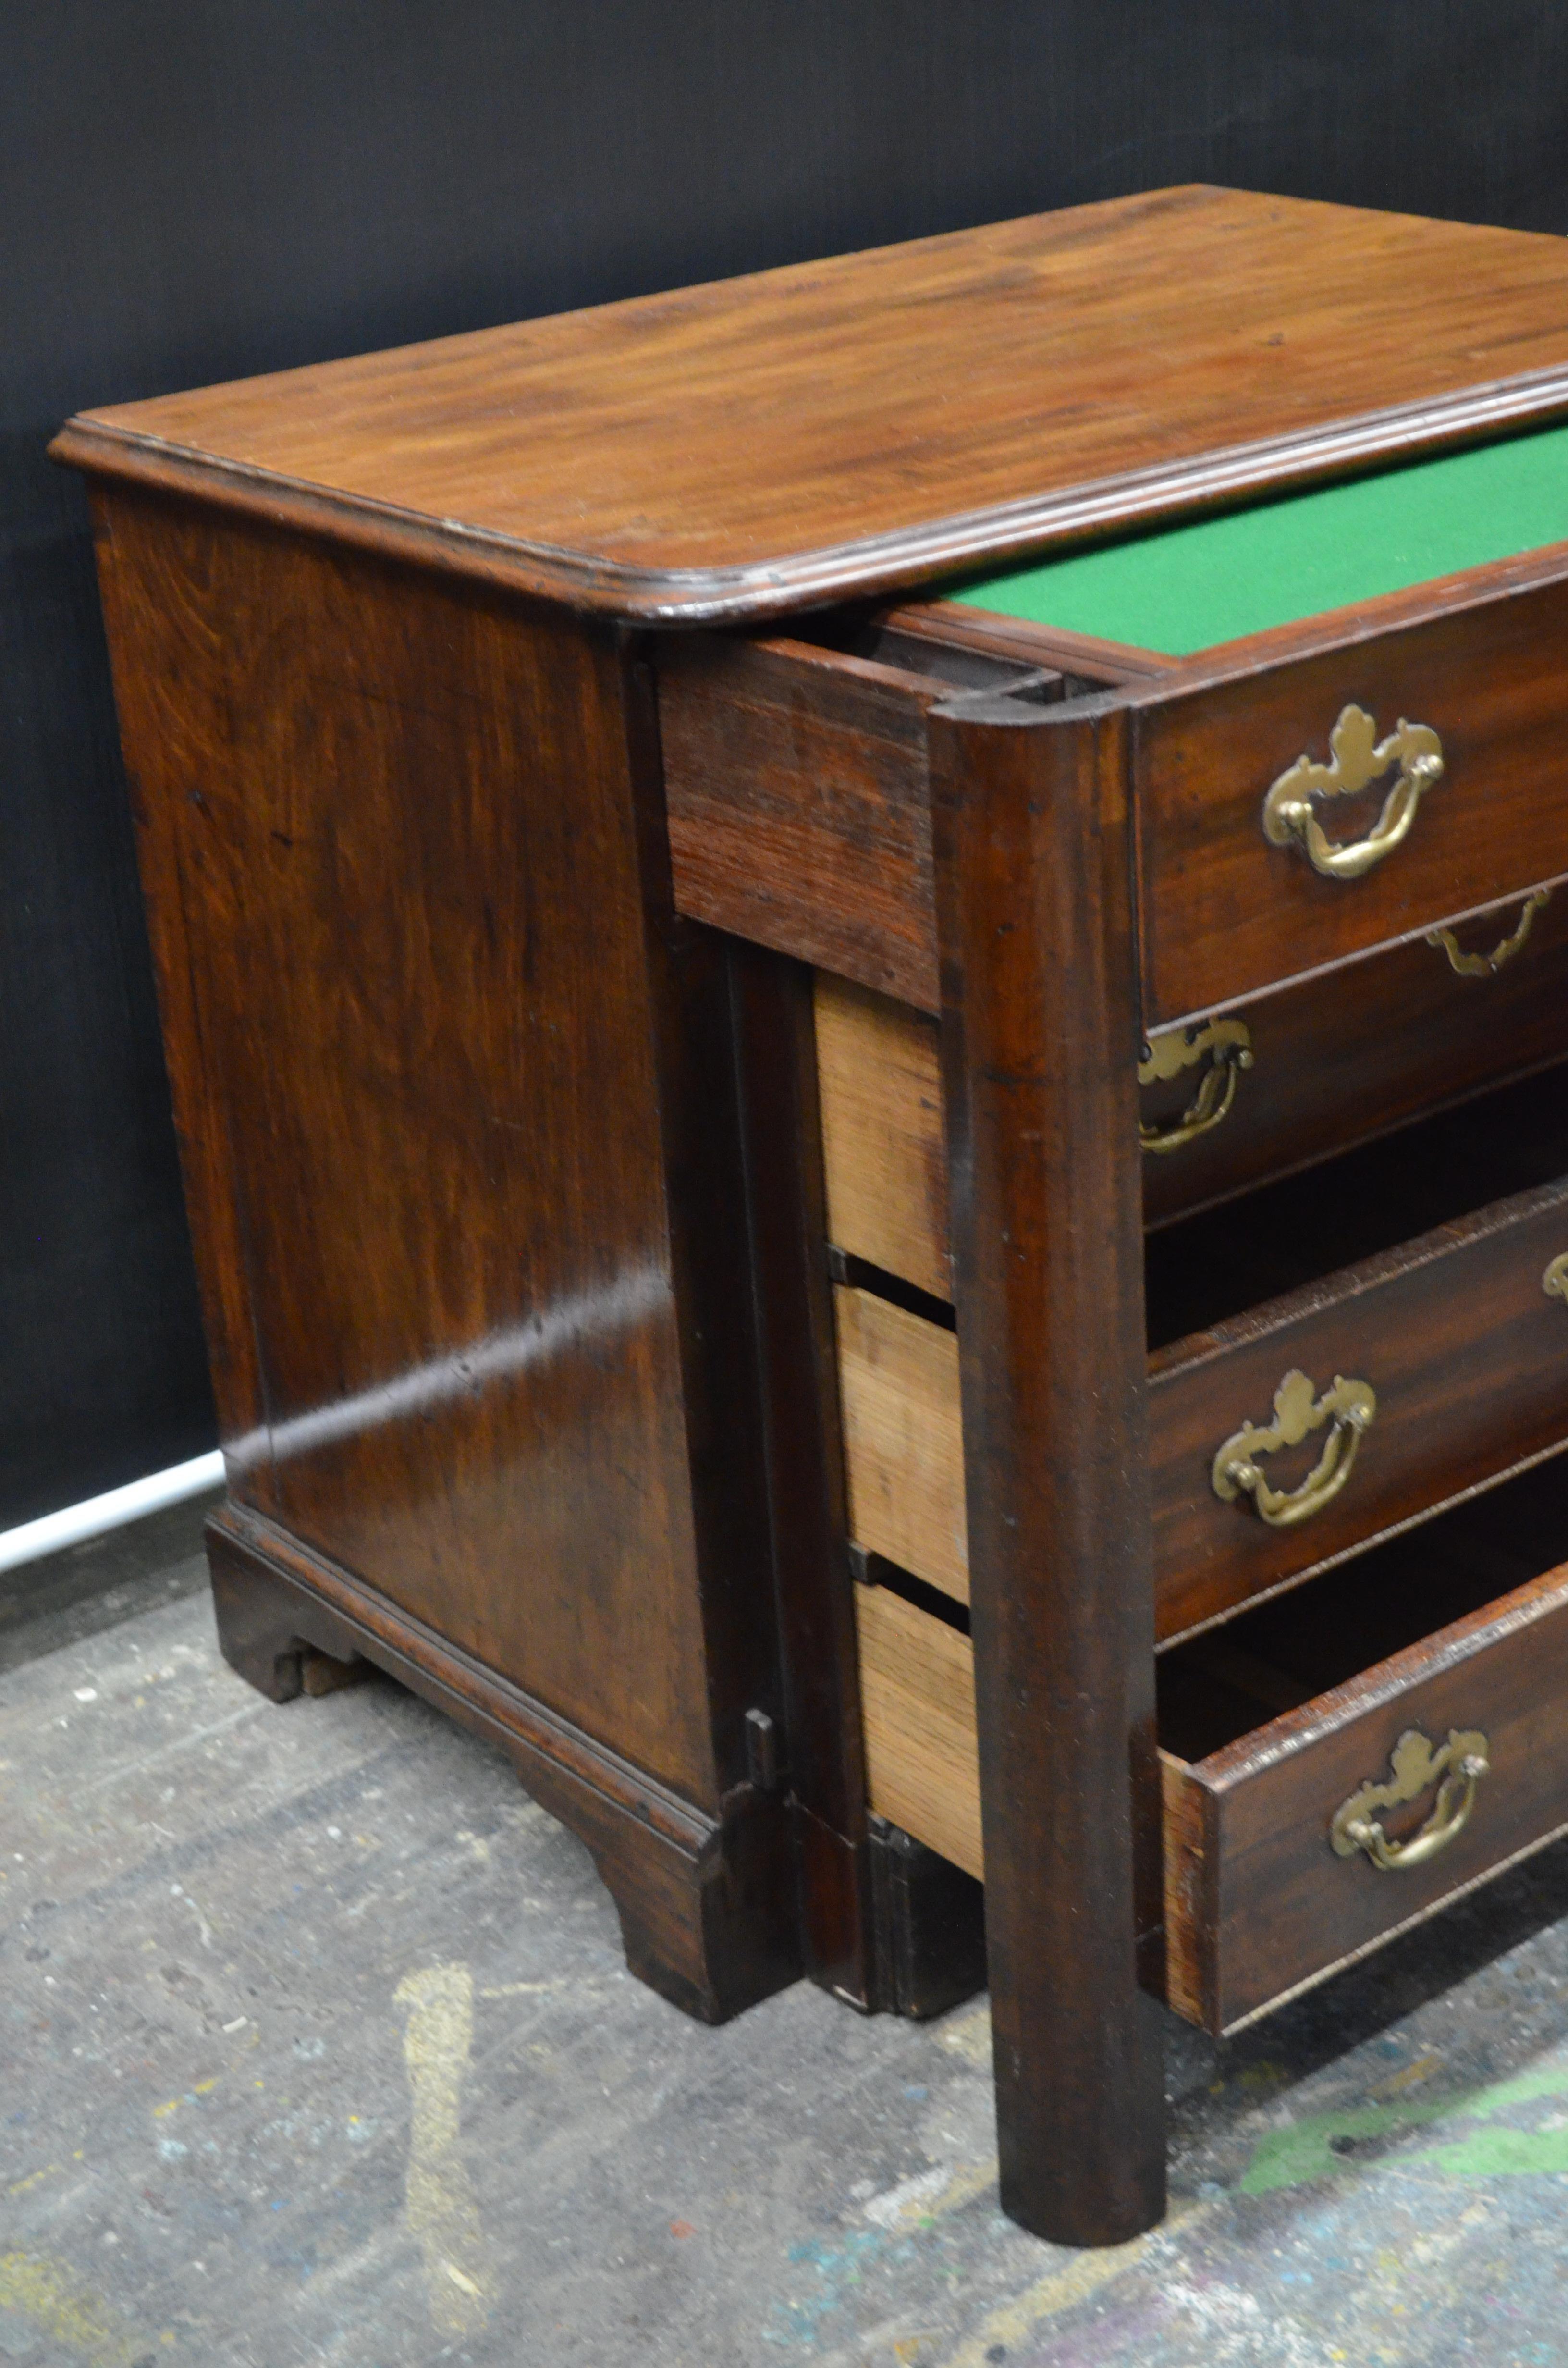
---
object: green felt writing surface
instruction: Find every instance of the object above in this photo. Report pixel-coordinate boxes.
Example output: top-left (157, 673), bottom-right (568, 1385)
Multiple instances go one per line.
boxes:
top-left (951, 424), bottom-right (1568, 656)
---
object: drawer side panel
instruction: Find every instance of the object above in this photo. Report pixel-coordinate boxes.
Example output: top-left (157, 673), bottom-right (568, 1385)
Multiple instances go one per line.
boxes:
top-left (854, 1582), bottom-right (983, 1881)
top-left (837, 1286), bottom-right (969, 1603)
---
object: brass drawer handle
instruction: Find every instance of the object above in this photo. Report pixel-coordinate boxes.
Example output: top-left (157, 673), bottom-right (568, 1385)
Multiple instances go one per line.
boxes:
top-left (1331, 1727), bottom-right (1490, 1872)
top-left (1211, 1367), bottom-right (1377, 1527)
top-left (1138, 1018), bottom-right (1253, 1155)
top-left (1263, 704), bottom-right (1444, 881)
top-left (1427, 886), bottom-right (1550, 978)
top-left (1544, 1253), bottom-right (1568, 1304)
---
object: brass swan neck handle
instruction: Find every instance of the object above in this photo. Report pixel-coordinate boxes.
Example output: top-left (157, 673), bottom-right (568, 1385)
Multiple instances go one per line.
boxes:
top-left (1263, 704), bottom-right (1443, 882)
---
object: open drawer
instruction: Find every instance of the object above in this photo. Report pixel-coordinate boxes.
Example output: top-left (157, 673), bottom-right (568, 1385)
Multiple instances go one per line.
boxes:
top-left (662, 429), bottom-right (1568, 1036)
top-left (815, 877), bottom-right (1568, 1277)
top-left (837, 1055), bottom-right (1568, 1641)
top-left (856, 1455), bottom-right (1568, 2035)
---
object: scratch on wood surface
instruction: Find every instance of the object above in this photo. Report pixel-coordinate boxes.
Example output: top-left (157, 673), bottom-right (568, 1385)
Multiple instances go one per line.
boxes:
top-left (394, 1962), bottom-right (493, 2335)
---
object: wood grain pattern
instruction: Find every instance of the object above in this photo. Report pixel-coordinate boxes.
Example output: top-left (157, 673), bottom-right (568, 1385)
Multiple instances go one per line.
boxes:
top-left (816, 976), bottom-right (952, 1301)
top-left (1172, 1556), bottom-right (1568, 2033)
top-left (838, 1168), bottom-right (1568, 1640)
top-left (668, 542), bottom-right (1568, 1035)
top-left (817, 887), bottom-right (1568, 1283)
top-left (86, 480), bottom-right (810, 2017)
top-left (855, 1536), bottom-right (1568, 2036)
top-left (728, 946), bottom-right (881, 2010)
top-left (929, 691), bottom-right (1165, 2242)
top-left (208, 1504), bottom-right (801, 2024)
top-left (52, 189), bottom-right (1568, 622)
top-left (1149, 1173), bottom-right (1568, 1639)
top-left (1133, 560), bottom-right (1568, 1022)
top-left (1159, 1754), bottom-right (1212, 2029)
top-left (836, 1286), bottom-right (968, 1599)
top-left (854, 1581), bottom-right (981, 1882)
top-left (661, 635), bottom-right (944, 1007)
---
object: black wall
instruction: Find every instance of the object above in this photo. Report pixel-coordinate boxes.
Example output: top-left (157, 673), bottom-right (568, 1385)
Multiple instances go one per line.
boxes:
top-left (5, 2), bottom-right (1567, 1526)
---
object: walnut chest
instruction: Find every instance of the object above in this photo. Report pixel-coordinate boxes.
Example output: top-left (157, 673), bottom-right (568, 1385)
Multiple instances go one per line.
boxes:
top-left (53, 185), bottom-right (1568, 2245)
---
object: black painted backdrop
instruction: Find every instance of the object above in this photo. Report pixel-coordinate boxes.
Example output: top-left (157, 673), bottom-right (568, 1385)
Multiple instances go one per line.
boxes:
top-left (4, 2), bottom-right (1567, 1527)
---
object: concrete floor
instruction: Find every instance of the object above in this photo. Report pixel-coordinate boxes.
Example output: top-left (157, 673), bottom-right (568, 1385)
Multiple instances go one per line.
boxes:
top-left (6, 1508), bottom-right (1568, 2365)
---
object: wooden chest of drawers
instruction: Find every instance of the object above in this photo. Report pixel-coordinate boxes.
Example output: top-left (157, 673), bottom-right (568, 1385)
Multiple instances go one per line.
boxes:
top-left (54, 185), bottom-right (1568, 2247)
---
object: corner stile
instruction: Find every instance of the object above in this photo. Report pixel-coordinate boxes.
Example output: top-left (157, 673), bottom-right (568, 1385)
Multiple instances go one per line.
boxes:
top-left (927, 685), bottom-right (1166, 2245)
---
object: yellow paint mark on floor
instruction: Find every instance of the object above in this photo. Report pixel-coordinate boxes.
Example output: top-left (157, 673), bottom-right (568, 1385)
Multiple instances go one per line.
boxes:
top-left (1373, 2051), bottom-right (1442, 2099)
top-left (935, 2199), bottom-right (1213, 2368)
top-left (0, 2252), bottom-right (161, 2367)
top-left (932, 2008), bottom-right (992, 2069)
top-left (875, 2155), bottom-right (999, 2230)
top-left (395, 1962), bottom-right (493, 2337)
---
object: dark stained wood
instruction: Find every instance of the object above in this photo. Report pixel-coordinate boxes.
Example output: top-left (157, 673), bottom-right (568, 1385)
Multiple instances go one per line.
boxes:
top-left (1142, 885), bottom-right (1568, 1226)
top-left (64, 184), bottom-right (1568, 2248)
top-left (667, 539), bottom-right (1568, 1035)
top-left (1164, 1506), bottom-right (1568, 2034)
top-left (208, 1506), bottom-right (801, 2023)
top-left (89, 481), bottom-right (800, 2015)
top-left (50, 189), bottom-right (1568, 623)
top-left (661, 636), bottom-right (946, 1009)
top-left (1132, 554), bottom-right (1568, 1022)
top-left (929, 689), bottom-right (1166, 2244)
top-left (866, 1815), bottom-right (987, 2020)
top-left (726, 942), bottom-right (878, 2009)
top-left (662, 630), bottom-right (1068, 1012)
top-left (852, 1473), bottom-right (1568, 2038)
top-left (814, 884), bottom-right (1568, 1283)
top-left (881, 598), bottom-right (1172, 684)
top-left (1149, 1172), bottom-right (1568, 1641)
top-left (832, 1160), bottom-right (1568, 1643)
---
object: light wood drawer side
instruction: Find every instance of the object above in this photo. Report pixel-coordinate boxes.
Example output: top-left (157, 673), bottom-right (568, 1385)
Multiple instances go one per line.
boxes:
top-left (836, 1283), bottom-right (968, 1603)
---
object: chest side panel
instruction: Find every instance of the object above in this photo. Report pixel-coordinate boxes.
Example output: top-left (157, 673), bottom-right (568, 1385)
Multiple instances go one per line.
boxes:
top-left (93, 488), bottom-right (721, 1805)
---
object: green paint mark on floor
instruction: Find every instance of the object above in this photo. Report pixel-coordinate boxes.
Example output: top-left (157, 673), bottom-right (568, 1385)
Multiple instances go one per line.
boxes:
top-left (1239, 2054), bottom-right (1568, 2194)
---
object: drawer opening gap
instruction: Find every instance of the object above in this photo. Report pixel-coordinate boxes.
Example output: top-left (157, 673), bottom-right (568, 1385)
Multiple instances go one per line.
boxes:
top-left (1146, 1050), bottom-right (1568, 1349)
top-left (827, 1246), bottom-right (956, 1331)
top-left (854, 1548), bottom-right (971, 1637)
top-left (1158, 1447), bottom-right (1568, 1763)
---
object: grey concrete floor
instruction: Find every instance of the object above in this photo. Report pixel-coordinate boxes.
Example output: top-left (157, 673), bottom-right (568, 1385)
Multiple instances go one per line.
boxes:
top-left (6, 1508), bottom-right (1568, 2365)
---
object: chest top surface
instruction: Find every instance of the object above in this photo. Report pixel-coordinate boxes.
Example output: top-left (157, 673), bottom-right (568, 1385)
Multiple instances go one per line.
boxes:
top-left (53, 185), bottom-right (1568, 623)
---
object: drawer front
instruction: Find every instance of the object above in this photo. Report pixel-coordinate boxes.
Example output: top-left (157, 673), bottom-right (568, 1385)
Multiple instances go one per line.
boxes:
top-left (1136, 567), bottom-right (1568, 1023)
top-left (1171, 1558), bottom-right (1568, 2033)
top-left (837, 1171), bottom-right (1568, 1637)
top-left (1152, 1174), bottom-right (1568, 1639)
top-left (816, 886), bottom-right (1568, 1294)
top-left (855, 1558), bottom-right (1568, 2037)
